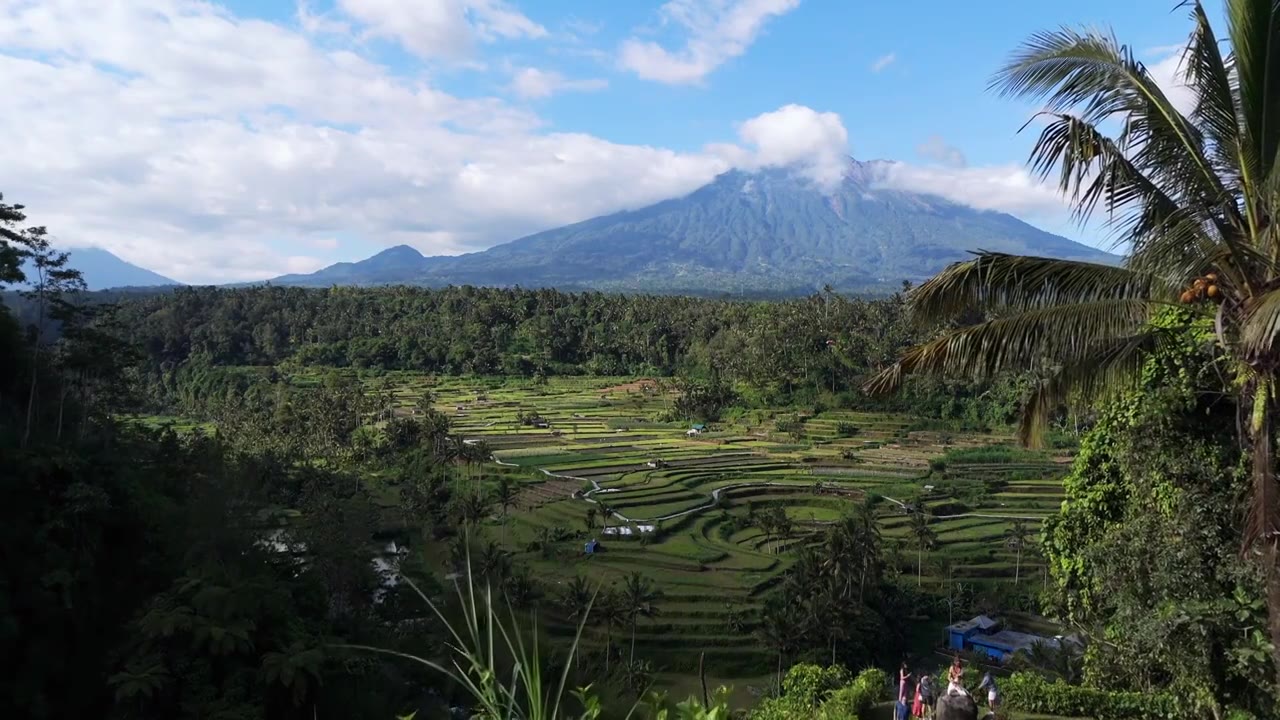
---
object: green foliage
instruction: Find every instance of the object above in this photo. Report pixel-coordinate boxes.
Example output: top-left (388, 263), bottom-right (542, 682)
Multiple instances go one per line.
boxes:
top-left (781, 663), bottom-right (850, 707)
top-left (834, 422), bottom-right (860, 437)
top-left (672, 375), bottom-right (739, 422)
top-left (640, 686), bottom-right (735, 720)
top-left (1038, 316), bottom-right (1274, 712)
top-left (937, 445), bottom-right (1045, 466)
top-left (346, 560), bottom-right (602, 720)
top-left (816, 668), bottom-right (887, 720)
top-left (750, 666), bottom-right (886, 720)
top-left (1002, 672), bottom-right (1180, 720)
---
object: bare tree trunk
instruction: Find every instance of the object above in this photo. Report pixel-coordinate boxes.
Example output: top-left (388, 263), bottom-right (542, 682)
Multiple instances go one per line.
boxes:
top-left (22, 278), bottom-right (46, 449)
top-left (605, 620), bottom-right (612, 675)
top-left (699, 652), bottom-right (709, 708)
top-left (56, 382), bottom-right (67, 442)
top-left (23, 353), bottom-right (38, 448)
top-left (1246, 382), bottom-right (1280, 688)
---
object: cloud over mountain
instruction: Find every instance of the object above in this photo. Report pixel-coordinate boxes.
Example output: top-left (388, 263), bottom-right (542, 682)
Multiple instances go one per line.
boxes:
top-left (0, 0), bottom-right (1086, 284)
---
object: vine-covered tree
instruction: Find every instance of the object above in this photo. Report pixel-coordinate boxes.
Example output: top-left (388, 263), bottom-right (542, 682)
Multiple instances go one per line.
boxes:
top-left (869, 0), bottom-right (1280, 681)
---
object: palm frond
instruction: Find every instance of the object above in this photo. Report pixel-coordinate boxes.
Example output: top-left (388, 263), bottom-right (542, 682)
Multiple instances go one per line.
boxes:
top-left (1239, 286), bottom-right (1280, 356)
top-left (1018, 330), bottom-right (1167, 447)
top-left (908, 252), bottom-right (1171, 325)
top-left (1025, 112), bottom-right (1179, 227)
top-left (865, 298), bottom-right (1159, 395)
top-left (991, 27), bottom-right (1227, 208)
top-left (1183, 2), bottom-right (1243, 186)
top-left (1227, 0), bottom-right (1280, 207)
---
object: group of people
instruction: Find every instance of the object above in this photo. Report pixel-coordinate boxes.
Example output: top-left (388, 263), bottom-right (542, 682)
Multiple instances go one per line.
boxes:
top-left (896, 657), bottom-right (1000, 719)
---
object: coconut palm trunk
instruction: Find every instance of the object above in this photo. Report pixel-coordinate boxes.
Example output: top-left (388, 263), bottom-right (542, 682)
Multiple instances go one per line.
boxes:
top-left (605, 618), bottom-right (613, 675)
top-left (865, 0), bottom-right (1280, 682)
top-left (630, 617), bottom-right (637, 665)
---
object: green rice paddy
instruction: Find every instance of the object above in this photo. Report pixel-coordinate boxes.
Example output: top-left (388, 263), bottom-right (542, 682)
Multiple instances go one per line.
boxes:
top-left (363, 372), bottom-right (1072, 677)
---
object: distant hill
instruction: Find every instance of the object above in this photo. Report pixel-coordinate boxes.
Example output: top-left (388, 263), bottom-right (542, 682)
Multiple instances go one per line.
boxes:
top-left (22, 247), bottom-right (180, 290)
top-left (269, 158), bottom-right (1118, 293)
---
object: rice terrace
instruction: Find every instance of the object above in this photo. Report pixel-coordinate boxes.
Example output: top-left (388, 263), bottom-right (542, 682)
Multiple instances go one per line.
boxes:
top-left (371, 372), bottom-right (1070, 681)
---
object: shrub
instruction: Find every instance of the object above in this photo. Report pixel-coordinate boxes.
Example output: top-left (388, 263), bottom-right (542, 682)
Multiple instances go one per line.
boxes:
top-left (782, 663), bottom-right (850, 706)
top-left (835, 422), bottom-right (860, 437)
top-left (1002, 673), bottom-right (1182, 720)
top-left (816, 668), bottom-right (887, 720)
top-left (750, 664), bottom-right (850, 719)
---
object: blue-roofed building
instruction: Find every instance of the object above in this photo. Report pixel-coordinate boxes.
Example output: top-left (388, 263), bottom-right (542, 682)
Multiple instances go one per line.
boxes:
top-left (945, 615), bottom-right (1057, 663)
top-left (584, 539), bottom-right (600, 554)
top-left (946, 615), bottom-right (999, 651)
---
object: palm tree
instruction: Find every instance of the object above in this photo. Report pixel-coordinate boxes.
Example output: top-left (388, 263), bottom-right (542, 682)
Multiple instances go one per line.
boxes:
top-left (584, 506), bottom-right (598, 534)
top-left (907, 511), bottom-right (937, 586)
top-left (756, 600), bottom-right (802, 690)
top-left (460, 491), bottom-right (492, 530)
top-left (476, 540), bottom-right (511, 582)
top-left (599, 504), bottom-right (613, 536)
top-left (597, 587), bottom-right (628, 676)
top-left (560, 575), bottom-right (594, 626)
top-left (757, 513), bottom-right (775, 555)
top-left (621, 572), bottom-right (663, 665)
top-left (494, 477), bottom-right (517, 548)
top-left (1005, 519), bottom-right (1032, 585)
top-left (865, 0), bottom-right (1280, 676)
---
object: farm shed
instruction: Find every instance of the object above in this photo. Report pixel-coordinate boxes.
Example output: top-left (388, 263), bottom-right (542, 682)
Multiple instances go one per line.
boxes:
top-left (946, 615), bottom-right (999, 651)
top-left (946, 614), bottom-right (1057, 662)
top-left (584, 539), bottom-right (600, 554)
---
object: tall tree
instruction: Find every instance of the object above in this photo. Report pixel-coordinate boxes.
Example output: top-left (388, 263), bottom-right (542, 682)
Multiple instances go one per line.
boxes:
top-left (907, 511), bottom-right (936, 587)
top-left (1005, 519), bottom-right (1032, 586)
top-left (621, 572), bottom-right (663, 665)
top-left (494, 476), bottom-right (517, 548)
top-left (866, 0), bottom-right (1280, 680)
top-left (596, 588), bottom-right (628, 676)
top-left (3, 198), bottom-right (85, 447)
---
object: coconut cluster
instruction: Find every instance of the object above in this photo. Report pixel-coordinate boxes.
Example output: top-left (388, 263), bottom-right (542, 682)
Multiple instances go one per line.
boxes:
top-left (1180, 273), bottom-right (1222, 304)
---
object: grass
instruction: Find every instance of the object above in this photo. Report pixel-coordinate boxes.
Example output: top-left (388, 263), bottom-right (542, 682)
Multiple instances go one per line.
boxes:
top-left (393, 376), bottom-right (1068, 679)
top-left (180, 371), bottom-right (1071, 690)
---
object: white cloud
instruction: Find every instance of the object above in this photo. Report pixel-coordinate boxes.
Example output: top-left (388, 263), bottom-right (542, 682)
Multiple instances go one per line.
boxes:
top-left (1146, 45), bottom-right (1196, 116)
top-left (509, 67), bottom-right (608, 99)
top-left (733, 104), bottom-right (850, 190)
top-left (619, 0), bottom-right (801, 85)
top-left (870, 52), bottom-right (896, 73)
top-left (335, 0), bottom-right (546, 60)
top-left (915, 135), bottom-right (967, 168)
top-left (0, 0), bottom-right (1088, 284)
top-left (875, 162), bottom-right (1069, 219)
top-left (0, 0), bottom-right (737, 283)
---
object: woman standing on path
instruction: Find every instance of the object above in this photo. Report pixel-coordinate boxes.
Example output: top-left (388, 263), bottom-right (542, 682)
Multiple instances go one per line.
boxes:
top-left (978, 671), bottom-right (999, 711)
top-left (918, 674), bottom-right (936, 718)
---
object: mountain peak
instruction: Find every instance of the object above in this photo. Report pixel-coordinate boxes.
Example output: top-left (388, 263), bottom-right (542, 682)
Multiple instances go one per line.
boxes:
top-left (269, 162), bottom-right (1116, 294)
top-left (372, 244), bottom-right (423, 260)
top-left (20, 246), bottom-right (179, 290)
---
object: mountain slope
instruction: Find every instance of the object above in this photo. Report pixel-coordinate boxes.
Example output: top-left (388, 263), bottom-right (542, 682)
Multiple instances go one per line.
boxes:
top-left (272, 245), bottom-right (425, 285)
top-left (270, 159), bottom-right (1117, 293)
top-left (23, 247), bottom-right (180, 290)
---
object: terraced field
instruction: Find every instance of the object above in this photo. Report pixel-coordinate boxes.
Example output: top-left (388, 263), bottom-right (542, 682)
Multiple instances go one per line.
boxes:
top-left (369, 372), bottom-right (1073, 676)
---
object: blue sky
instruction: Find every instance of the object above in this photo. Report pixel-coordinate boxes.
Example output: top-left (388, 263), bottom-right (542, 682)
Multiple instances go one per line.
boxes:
top-left (0, 0), bottom-right (1217, 282)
